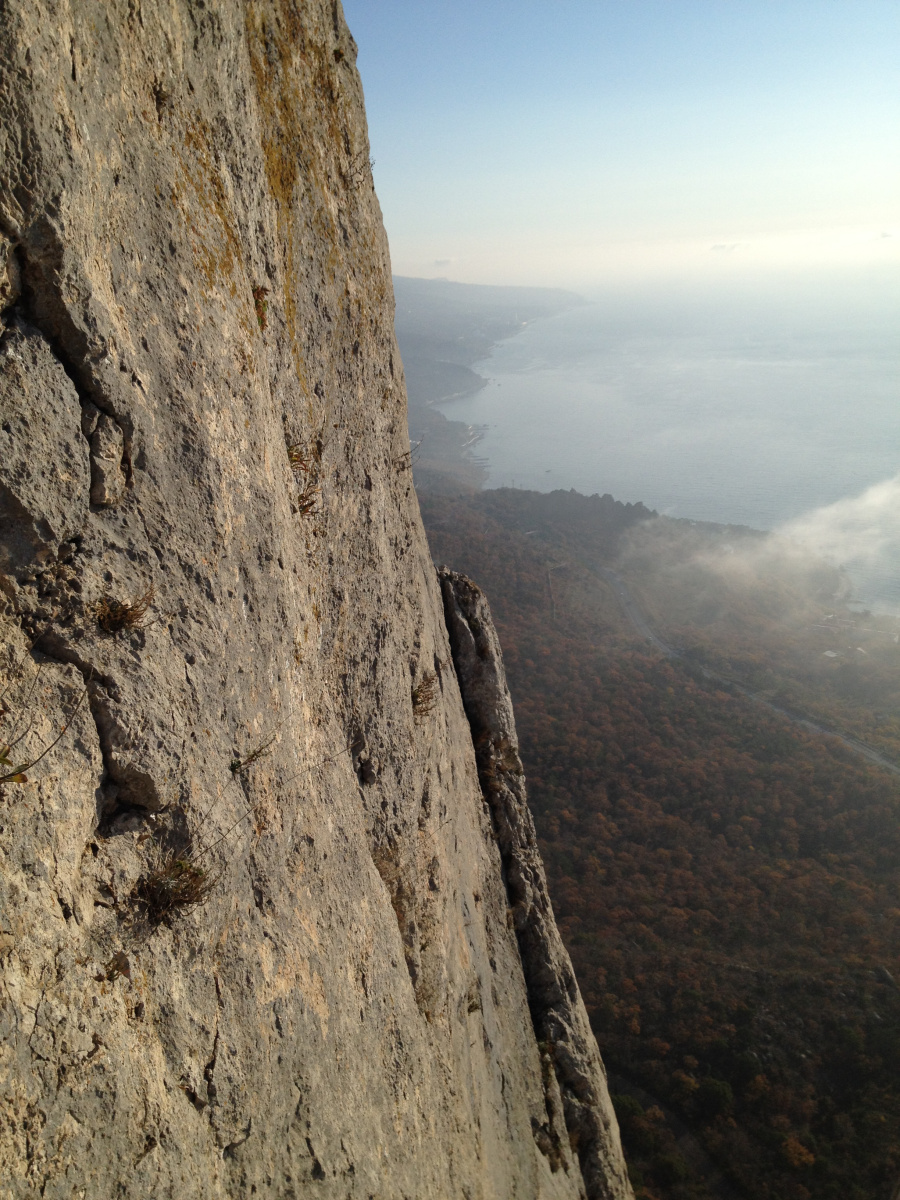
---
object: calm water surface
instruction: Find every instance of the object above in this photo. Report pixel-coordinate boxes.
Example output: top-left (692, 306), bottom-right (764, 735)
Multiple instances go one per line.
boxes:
top-left (437, 281), bottom-right (900, 607)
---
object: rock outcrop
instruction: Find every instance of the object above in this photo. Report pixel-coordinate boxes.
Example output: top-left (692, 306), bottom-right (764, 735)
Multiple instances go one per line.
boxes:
top-left (0, 2), bottom-right (632, 1197)
top-left (440, 569), bottom-right (632, 1199)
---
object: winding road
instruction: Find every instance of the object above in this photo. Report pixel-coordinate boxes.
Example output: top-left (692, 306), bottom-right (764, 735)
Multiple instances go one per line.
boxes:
top-left (597, 566), bottom-right (900, 780)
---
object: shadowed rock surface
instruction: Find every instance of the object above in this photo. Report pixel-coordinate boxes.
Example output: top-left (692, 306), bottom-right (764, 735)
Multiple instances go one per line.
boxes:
top-left (0, 2), bottom-right (631, 1197)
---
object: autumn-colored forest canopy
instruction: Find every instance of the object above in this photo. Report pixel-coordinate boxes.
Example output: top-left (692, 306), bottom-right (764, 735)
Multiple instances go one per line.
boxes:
top-left (419, 486), bottom-right (900, 1200)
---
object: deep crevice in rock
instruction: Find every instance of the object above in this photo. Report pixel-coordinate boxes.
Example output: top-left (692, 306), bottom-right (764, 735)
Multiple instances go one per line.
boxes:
top-left (370, 838), bottom-right (422, 1001)
top-left (27, 630), bottom-right (160, 822)
top-left (10, 241), bottom-right (133, 503)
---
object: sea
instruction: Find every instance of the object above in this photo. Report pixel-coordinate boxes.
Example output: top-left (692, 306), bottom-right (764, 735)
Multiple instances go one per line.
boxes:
top-left (436, 275), bottom-right (900, 611)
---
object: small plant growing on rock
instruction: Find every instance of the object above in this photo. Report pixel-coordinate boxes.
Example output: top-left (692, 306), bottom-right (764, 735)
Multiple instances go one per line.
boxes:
top-left (0, 744), bottom-right (28, 784)
top-left (348, 150), bottom-right (375, 190)
top-left (229, 730), bottom-right (277, 775)
top-left (0, 653), bottom-right (89, 786)
top-left (394, 436), bottom-right (423, 474)
top-left (286, 440), bottom-right (321, 518)
top-left (252, 285), bottom-right (269, 331)
top-left (135, 846), bottom-right (215, 926)
top-left (94, 585), bottom-right (155, 634)
top-left (412, 671), bottom-right (438, 724)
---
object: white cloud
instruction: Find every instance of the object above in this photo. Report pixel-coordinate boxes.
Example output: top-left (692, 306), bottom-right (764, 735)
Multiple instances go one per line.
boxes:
top-left (776, 475), bottom-right (900, 568)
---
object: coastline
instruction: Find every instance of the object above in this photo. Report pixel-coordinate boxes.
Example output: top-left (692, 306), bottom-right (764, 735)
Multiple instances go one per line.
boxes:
top-left (394, 275), bottom-right (582, 489)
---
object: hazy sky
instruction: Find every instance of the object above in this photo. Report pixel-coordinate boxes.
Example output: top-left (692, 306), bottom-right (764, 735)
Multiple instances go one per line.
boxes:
top-left (341, 0), bottom-right (899, 289)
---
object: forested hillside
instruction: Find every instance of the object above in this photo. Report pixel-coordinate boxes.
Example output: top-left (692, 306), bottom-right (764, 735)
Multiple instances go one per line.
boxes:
top-left (420, 486), bottom-right (900, 1200)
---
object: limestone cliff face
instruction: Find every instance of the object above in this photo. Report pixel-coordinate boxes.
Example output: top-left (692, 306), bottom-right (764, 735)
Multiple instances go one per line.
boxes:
top-left (0, 3), bottom-right (632, 1197)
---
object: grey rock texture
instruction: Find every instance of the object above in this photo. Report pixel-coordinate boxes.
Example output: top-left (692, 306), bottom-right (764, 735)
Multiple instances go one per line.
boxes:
top-left (0, 2), bottom-right (632, 1197)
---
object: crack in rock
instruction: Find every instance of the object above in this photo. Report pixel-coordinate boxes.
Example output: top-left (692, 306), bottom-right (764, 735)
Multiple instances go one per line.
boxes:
top-left (9, 233), bottom-right (132, 507)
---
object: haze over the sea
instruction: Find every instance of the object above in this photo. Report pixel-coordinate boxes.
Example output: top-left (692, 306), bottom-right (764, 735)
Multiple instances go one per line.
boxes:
top-left (345, 0), bottom-right (899, 607)
top-left (434, 272), bottom-right (900, 611)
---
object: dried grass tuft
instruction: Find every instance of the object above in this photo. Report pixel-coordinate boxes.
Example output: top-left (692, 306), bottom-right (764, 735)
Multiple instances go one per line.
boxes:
top-left (95, 585), bottom-right (155, 634)
top-left (286, 442), bottom-right (321, 518)
top-left (135, 849), bottom-right (215, 925)
top-left (412, 671), bottom-right (439, 724)
top-left (252, 285), bottom-right (269, 331)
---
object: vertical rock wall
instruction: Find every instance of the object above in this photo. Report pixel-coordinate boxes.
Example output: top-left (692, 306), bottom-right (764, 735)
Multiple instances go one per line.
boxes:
top-left (0, 2), bottom-right (632, 1196)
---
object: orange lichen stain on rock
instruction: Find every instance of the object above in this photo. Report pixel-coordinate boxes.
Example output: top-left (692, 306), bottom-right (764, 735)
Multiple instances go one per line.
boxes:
top-left (245, 2), bottom-right (311, 394)
top-left (245, 0), bottom-right (360, 398)
top-left (168, 117), bottom-right (246, 317)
